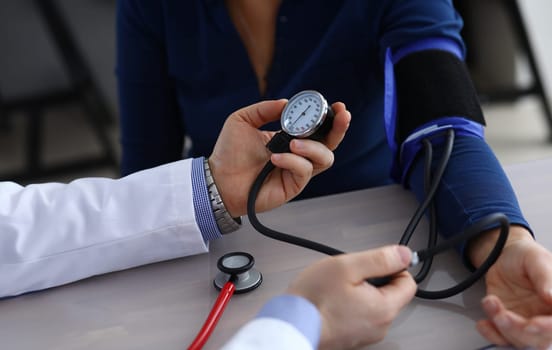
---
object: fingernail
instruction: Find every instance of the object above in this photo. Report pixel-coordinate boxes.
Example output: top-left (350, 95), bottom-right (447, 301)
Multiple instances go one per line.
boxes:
top-left (271, 154), bottom-right (281, 161)
top-left (494, 314), bottom-right (510, 329)
top-left (524, 324), bottom-right (540, 334)
top-left (292, 139), bottom-right (304, 149)
top-left (396, 245), bottom-right (412, 266)
top-left (482, 296), bottom-right (498, 314)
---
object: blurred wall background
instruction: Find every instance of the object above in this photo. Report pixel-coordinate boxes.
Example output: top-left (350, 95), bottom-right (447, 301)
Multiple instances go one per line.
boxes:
top-left (521, 0), bottom-right (552, 99)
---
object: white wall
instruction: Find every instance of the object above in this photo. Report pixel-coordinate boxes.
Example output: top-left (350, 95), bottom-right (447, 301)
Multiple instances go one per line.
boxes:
top-left (520, 0), bottom-right (552, 99)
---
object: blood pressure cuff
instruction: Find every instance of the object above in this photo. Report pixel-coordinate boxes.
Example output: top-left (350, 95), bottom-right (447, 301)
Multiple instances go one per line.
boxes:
top-left (384, 38), bottom-right (486, 184)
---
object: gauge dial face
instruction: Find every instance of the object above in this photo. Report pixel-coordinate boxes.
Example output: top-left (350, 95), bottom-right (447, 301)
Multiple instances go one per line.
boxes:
top-left (281, 90), bottom-right (328, 138)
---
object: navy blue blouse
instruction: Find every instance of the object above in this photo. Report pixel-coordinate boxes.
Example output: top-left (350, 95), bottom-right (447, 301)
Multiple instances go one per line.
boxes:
top-left (116, 0), bottom-right (529, 248)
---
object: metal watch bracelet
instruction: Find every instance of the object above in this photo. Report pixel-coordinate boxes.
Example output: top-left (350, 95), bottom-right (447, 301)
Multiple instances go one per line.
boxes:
top-left (203, 158), bottom-right (241, 234)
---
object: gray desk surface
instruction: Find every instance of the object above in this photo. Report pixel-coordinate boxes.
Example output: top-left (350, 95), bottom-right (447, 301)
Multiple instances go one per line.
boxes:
top-left (1, 158), bottom-right (551, 350)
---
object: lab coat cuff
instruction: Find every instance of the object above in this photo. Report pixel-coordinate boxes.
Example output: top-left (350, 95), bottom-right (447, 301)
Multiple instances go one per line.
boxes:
top-left (256, 294), bottom-right (321, 349)
top-left (191, 157), bottom-right (223, 242)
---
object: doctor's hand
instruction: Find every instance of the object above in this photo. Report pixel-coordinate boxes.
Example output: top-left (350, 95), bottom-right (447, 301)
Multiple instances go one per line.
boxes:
top-left (469, 226), bottom-right (552, 350)
top-left (208, 99), bottom-right (350, 217)
top-left (286, 245), bottom-right (417, 350)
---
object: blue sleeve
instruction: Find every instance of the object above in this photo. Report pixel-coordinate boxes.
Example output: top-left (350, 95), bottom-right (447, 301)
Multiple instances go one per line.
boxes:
top-left (256, 295), bottom-right (321, 349)
top-left (378, 1), bottom-right (532, 263)
top-left (379, 0), bottom-right (465, 61)
top-left (406, 136), bottom-right (531, 262)
top-left (116, 0), bottom-right (184, 176)
top-left (191, 157), bottom-right (223, 242)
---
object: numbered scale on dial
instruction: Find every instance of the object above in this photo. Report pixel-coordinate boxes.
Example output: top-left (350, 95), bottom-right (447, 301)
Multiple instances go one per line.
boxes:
top-left (281, 90), bottom-right (334, 140)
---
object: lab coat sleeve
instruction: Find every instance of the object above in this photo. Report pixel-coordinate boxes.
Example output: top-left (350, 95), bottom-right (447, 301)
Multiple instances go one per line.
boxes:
top-left (0, 159), bottom-right (208, 298)
top-left (221, 295), bottom-right (320, 350)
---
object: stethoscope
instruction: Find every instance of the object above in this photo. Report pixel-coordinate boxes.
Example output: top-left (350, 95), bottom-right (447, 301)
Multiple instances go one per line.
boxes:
top-left (188, 252), bottom-right (262, 350)
top-left (189, 90), bottom-right (510, 348)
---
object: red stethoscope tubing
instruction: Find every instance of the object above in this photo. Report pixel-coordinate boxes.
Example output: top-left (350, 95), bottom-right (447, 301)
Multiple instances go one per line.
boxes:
top-left (188, 281), bottom-right (236, 350)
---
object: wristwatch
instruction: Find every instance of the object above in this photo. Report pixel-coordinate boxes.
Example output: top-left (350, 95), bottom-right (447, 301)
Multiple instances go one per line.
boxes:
top-left (203, 158), bottom-right (241, 234)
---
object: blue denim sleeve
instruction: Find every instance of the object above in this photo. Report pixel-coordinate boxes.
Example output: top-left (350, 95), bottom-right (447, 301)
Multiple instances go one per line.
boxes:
top-left (116, 0), bottom-right (184, 175)
top-left (406, 135), bottom-right (531, 264)
top-left (379, 0), bottom-right (465, 61)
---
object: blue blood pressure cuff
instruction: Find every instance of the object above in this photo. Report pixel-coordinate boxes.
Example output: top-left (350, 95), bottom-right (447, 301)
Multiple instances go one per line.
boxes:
top-left (384, 38), bottom-right (486, 184)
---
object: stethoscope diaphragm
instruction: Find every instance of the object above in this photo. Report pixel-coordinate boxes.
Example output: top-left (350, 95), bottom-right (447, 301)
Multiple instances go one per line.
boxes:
top-left (213, 252), bottom-right (262, 294)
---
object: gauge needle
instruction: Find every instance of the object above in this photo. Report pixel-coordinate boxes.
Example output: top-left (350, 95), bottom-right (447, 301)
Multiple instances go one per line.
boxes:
top-left (291, 105), bottom-right (311, 127)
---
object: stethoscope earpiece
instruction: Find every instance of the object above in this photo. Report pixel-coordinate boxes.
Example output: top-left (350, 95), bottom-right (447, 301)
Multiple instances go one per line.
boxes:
top-left (214, 252), bottom-right (262, 294)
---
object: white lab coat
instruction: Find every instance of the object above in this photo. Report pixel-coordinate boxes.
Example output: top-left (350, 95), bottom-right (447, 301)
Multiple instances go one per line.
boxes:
top-left (0, 159), bottom-right (208, 298)
top-left (0, 159), bottom-right (313, 349)
top-left (221, 318), bottom-right (313, 350)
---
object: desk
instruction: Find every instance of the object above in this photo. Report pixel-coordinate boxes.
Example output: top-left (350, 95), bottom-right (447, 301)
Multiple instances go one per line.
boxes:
top-left (1, 158), bottom-right (551, 350)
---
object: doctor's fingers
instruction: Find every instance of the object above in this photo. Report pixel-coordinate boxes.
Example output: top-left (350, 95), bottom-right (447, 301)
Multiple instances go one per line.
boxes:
top-left (270, 152), bottom-right (313, 185)
top-left (288, 139), bottom-right (334, 174)
top-left (343, 245), bottom-right (413, 283)
top-left (377, 271), bottom-right (417, 309)
top-left (324, 102), bottom-right (351, 152)
top-left (231, 99), bottom-right (288, 128)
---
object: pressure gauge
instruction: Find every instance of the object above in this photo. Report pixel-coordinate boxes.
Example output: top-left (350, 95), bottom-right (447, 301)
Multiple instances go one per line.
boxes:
top-left (281, 90), bottom-right (334, 140)
top-left (266, 90), bottom-right (335, 153)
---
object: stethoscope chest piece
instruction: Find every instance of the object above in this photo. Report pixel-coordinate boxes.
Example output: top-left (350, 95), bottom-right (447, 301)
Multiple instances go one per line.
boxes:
top-left (214, 252), bottom-right (262, 294)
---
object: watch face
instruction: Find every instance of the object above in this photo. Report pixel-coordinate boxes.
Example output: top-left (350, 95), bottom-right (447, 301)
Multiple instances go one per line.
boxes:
top-left (281, 90), bottom-right (328, 137)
